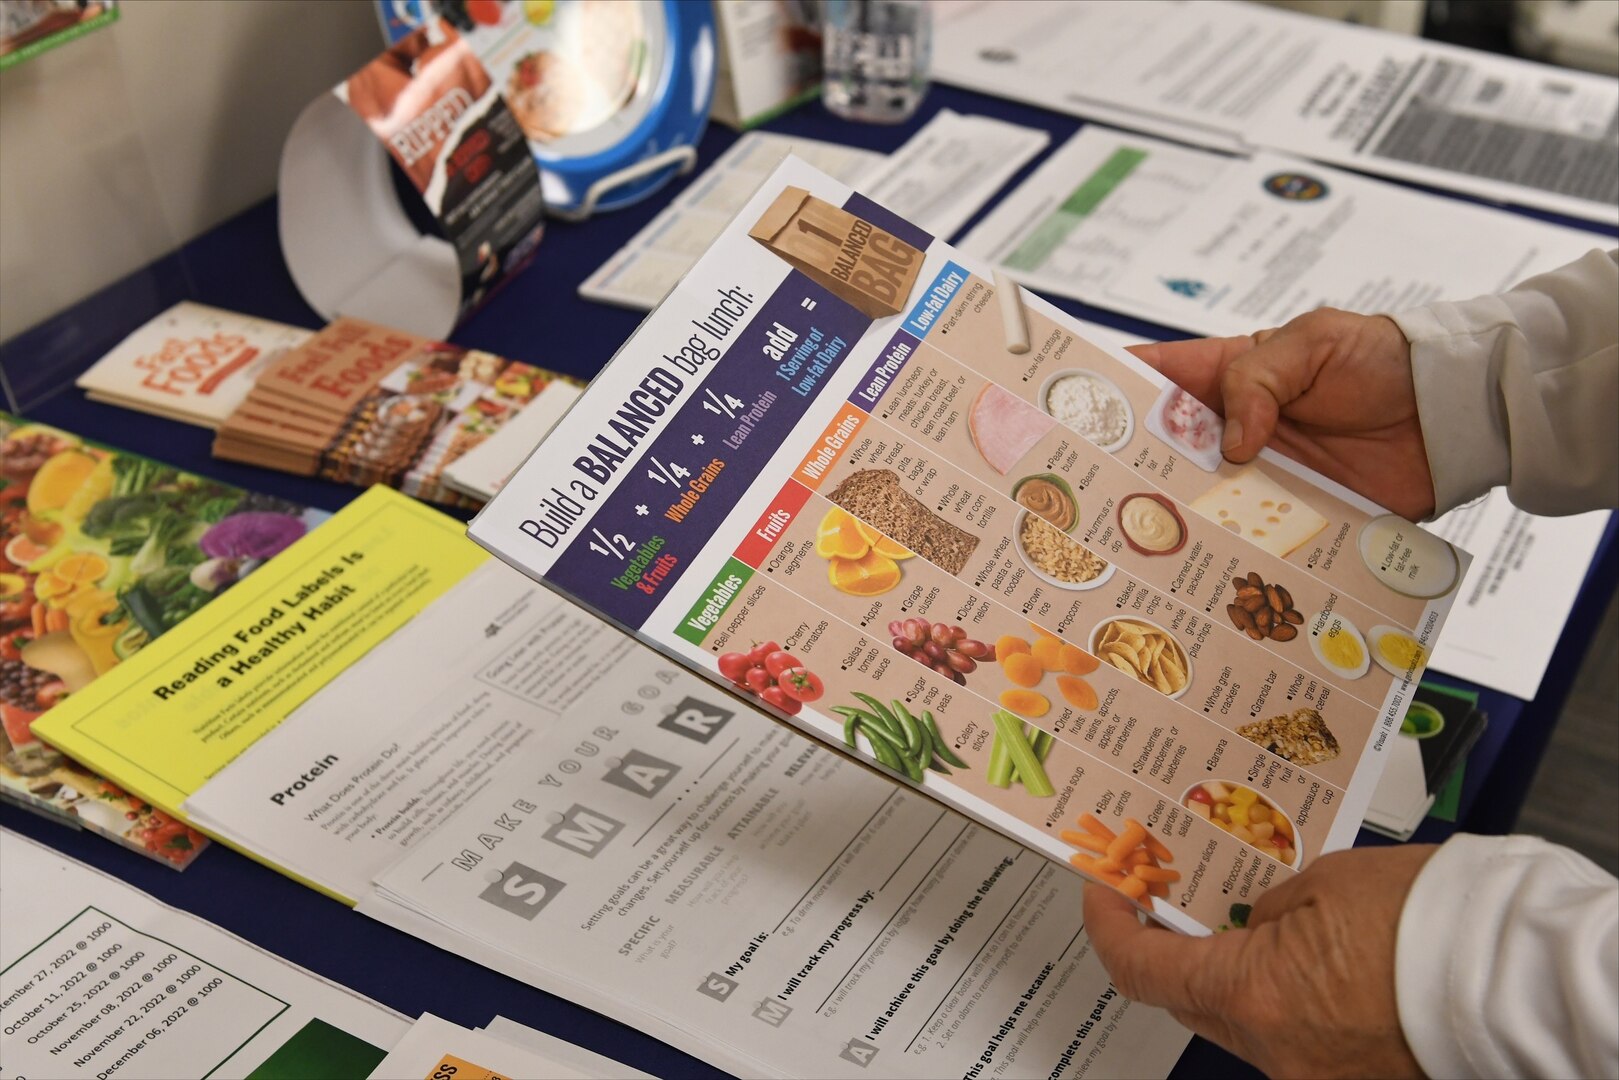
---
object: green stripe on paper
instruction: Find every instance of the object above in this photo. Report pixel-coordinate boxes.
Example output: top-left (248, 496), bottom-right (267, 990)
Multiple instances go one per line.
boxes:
top-left (1005, 147), bottom-right (1148, 271)
top-left (244, 1019), bottom-right (387, 1079)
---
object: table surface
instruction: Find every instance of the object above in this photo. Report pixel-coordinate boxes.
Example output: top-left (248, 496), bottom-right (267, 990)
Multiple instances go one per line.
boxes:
top-left (2, 76), bottom-right (1616, 1080)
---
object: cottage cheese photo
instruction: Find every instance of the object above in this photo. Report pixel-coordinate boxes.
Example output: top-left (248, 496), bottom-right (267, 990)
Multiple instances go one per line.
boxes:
top-left (1042, 369), bottom-right (1134, 451)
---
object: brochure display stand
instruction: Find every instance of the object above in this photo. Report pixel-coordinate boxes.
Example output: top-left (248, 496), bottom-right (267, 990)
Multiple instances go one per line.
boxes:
top-left (279, 1), bottom-right (716, 338)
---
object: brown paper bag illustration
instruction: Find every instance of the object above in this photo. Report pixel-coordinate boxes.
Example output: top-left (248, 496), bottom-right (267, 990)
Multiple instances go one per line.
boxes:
top-left (749, 187), bottom-right (923, 318)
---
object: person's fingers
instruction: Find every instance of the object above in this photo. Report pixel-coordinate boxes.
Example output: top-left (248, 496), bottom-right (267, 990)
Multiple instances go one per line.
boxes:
top-left (1127, 335), bottom-right (1257, 411)
top-left (1082, 883), bottom-right (1230, 1014)
top-left (1217, 329), bottom-right (1322, 462)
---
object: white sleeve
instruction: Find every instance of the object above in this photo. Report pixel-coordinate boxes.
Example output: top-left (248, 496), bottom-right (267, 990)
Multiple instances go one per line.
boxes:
top-left (1392, 248), bottom-right (1619, 517)
top-left (1396, 833), bottom-right (1619, 1079)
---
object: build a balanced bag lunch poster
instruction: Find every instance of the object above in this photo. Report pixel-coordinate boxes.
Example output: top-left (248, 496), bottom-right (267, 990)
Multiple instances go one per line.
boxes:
top-left (470, 157), bottom-right (1469, 936)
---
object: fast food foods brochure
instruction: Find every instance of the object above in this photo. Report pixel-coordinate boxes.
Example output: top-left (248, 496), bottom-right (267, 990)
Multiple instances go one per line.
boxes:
top-left (470, 156), bottom-right (1472, 936)
top-left (73, 302), bottom-right (313, 429)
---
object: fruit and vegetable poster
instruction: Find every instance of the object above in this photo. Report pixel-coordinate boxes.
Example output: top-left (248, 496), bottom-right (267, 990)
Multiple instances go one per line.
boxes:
top-left (470, 158), bottom-right (1471, 935)
top-left (0, 414), bottom-right (324, 867)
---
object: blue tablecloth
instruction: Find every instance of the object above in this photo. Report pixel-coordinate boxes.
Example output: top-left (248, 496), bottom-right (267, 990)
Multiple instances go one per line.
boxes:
top-left (2, 80), bottom-right (1615, 1080)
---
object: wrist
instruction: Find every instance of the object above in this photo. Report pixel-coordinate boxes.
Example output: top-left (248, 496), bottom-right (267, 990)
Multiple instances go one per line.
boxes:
top-left (1391, 305), bottom-right (1509, 517)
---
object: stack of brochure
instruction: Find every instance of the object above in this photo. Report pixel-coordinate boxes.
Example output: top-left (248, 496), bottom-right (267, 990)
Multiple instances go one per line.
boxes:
top-left (210, 316), bottom-right (581, 508)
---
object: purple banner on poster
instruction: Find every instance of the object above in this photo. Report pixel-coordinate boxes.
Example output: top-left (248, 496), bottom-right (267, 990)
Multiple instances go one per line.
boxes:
top-left (846, 192), bottom-right (933, 254)
top-left (847, 328), bottom-right (919, 414)
top-left (543, 276), bottom-right (870, 628)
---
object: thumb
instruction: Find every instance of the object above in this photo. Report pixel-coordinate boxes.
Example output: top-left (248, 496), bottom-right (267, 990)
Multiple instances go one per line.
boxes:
top-left (1217, 329), bottom-right (1318, 462)
top-left (1127, 335), bottom-right (1260, 413)
top-left (1082, 882), bottom-right (1230, 1013)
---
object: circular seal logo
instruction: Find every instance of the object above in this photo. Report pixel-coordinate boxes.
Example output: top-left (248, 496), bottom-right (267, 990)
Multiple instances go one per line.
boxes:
top-left (1263, 172), bottom-right (1329, 201)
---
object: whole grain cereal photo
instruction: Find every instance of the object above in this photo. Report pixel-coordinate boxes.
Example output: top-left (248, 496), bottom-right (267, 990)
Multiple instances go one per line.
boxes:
top-left (1236, 708), bottom-right (1341, 766)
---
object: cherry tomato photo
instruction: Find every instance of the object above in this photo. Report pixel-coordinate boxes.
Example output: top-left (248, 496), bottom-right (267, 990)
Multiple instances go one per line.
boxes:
top-left (776, 667), bottom-right (823, 703)
top-left (717, 652), bottom-right (752, 683)
top-left (759, 685), bottom-right (801, 715)
top-left (747, 640), bottom-right (782, 666)
top-left (744, 667), bottom-right (773, 694)
top-left (763, 650), bottom-right (801, 679)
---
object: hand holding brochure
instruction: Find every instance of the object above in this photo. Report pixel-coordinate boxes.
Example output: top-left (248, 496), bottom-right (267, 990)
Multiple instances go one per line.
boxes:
top-left (469, 158), bottom-right (1469, 935)
top-left (961, 126), bottom-right (1610, 701)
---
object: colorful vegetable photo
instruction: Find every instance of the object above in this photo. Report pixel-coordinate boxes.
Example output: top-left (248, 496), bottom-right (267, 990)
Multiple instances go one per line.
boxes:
top-left (0, 415), bottom-right (325, 865)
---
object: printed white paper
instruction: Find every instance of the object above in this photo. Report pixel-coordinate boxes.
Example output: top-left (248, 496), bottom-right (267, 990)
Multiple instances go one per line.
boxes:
top-left (934, 0), bottom-right (1619, 223)
top-left (0, 829), bottom-right (407, 1079)
top-left (369, 651), bottom-right (1191, 1079)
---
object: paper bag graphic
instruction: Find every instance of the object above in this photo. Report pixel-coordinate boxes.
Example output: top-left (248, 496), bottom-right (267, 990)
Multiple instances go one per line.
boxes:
top-left (749, 187), bottom-right (923, 318)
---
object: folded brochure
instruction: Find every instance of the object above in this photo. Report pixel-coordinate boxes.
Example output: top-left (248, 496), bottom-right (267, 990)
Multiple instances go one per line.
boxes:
top-left (74, 302), bottom-right (313, 429)
top-left (0, 412), bottom-right (325, 868)
top-left (469, 157), bottom-right (1471, 935)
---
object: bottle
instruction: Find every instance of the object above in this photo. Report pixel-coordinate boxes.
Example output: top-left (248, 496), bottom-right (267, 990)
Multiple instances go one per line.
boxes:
top-left (821, 0), bottom-right (932, 124)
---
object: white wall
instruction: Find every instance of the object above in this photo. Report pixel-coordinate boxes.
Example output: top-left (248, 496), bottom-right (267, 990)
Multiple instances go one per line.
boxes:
top-left (0, 0), bottom-right (385, 341)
